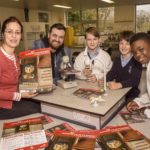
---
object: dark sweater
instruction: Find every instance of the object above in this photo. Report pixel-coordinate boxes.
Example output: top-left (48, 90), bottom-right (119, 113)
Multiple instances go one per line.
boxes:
top-left (107, 56), bottom-right (142, 100)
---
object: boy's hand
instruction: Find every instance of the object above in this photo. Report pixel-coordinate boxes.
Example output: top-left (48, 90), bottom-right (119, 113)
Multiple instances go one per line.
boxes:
top-left (98, 78), bottom-right (104, 87)
top-left (83, 67), bottom-right (92, 77)
top-left (87, 74), bottom-right (97, 82)
top-left (127, 101), bottom-right (139, 112)
top-left (108, 81), bottom-right (122, 90)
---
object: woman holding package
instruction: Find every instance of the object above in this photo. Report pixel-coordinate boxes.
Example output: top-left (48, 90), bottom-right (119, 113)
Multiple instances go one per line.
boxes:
top-left (0, 16), bottom-right (41, 119)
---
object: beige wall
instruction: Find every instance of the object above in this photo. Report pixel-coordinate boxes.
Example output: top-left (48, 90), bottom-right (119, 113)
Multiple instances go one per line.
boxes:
top-left (0, 6), bottom-right (65, 25)
top-left (114, 5), bottom-right (135, 32)
top-left (49, 9), bottom-right (66, 25)
top-left (29, 9), bottom-right (65, 25)
top-left (0, 7), bottom-right (25, 21)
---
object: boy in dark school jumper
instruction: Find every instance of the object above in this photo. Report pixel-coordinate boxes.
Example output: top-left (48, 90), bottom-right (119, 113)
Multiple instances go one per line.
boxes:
top-left (107, 31), bottom-right (142, 102)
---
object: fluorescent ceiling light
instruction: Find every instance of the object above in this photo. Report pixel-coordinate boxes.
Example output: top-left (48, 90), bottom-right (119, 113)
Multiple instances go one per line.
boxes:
top-left (101, 0), bottom-right (114, 3)
top-left (53, 5), bottom-right (72, 9)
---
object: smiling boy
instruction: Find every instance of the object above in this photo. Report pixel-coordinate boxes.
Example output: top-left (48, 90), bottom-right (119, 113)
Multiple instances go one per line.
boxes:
top-left (107, 31), bottom-right (142, 101)
top-left (127, 32), bottom-right (150, 117)
top-left (74, 27), bottom-right (112, 82)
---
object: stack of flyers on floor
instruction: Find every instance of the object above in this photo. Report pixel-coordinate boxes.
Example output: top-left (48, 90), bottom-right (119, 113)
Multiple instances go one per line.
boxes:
top-left (45, 122), bottom-right (76, 142)
top-left (120, 109), bottom-right (148, 124)
top-left (0, 115), bottom-right (53, 150)
top-left (45, 129), bottom-right (99, 150)
top-left (45, 125), bottom-right (150, 150)
top-left (40, 114), bottom-right (53, 125)
top-left (97, 125), bottom-right (150, 150)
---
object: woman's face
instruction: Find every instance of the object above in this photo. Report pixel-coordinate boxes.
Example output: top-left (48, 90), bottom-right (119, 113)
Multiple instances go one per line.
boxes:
top-left (85, 33), bottom-right (100, 51)
top-left (131, 39), bottom-right (150, 64)
top-left (3, 22), bottom-right (22, 49)
top-left (119, 39), bottom-right (131, 56)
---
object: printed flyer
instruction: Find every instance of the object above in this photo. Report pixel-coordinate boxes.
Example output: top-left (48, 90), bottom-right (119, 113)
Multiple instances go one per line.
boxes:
top-left (19, 48), bottom-right (53, 93)
top-left (0, 116), bottom-right (51, 150)
top-left (45, 130), bottom-right (98, 150)
top-left (97, 125), bottom-right (150, 150)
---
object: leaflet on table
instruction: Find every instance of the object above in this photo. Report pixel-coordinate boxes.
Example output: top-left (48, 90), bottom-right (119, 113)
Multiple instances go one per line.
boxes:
top-left (45, 130), bottom-right (98, 150)
top-left (19, 48), bottom-right (53, 93)
top-left (0, 115), bottom-right (53, 150)
top-left (97, 125), bottom-right (150, 150)
top-left (73, 88), bottom-right (104, 100)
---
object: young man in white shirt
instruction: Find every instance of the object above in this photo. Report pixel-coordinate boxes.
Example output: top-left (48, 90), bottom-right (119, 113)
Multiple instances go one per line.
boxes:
top-left (74, 27), bottom-right (112, 82)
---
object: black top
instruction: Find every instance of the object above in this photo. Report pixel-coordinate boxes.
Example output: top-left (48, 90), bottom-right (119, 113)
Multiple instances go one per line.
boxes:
top-left (107, 56), bottom-right (142, 100)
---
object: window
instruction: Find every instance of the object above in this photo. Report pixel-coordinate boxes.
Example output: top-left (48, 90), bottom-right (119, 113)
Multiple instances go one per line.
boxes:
top-left (81, 9), bottom-right (97, 34)
top-left (98, 7), bottom-right (114, 33)
top-left (136, 4), bottom-right (150, 32)
top-left (67, 11), bottom-right (81, 35)
top-left (67, 7), bottom-right (114, 35)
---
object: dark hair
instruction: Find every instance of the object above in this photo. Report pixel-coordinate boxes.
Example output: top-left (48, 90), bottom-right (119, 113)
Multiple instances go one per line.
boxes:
top-left (49, 23), bottom-right (66, 33)
top-left (119, 30), bottom-right (134, 42)
top-left (1, 16), bottom-right (23, 34)
top-left (147, 31), bottom-right (150, 35)
top-left (130, 32), bottom-right (150, 45)
top-left (85, 27), bottom-right (100, 38)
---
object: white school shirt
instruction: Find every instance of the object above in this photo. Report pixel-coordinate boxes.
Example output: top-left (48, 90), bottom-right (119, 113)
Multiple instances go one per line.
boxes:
top-left (134, 61), bottom-right (150, 117)
top-left (74, 47), bottom-right (112, 80)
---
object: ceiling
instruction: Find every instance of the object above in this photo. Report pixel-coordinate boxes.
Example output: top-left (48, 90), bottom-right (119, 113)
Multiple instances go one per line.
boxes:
top-left (0, 0), bottom-right (150, 11)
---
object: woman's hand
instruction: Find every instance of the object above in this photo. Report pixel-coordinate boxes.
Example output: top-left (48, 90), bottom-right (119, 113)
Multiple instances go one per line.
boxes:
top-left (127, 101), bottom-right (139, 112)
top-left (21, 92), bottom-right (38, 98)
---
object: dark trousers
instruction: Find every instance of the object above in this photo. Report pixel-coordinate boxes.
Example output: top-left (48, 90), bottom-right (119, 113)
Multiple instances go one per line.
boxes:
top-left (0, 99), bottom-right (41, 120)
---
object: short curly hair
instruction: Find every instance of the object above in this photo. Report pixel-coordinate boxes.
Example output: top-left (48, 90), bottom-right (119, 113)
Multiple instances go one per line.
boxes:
top-left (130, 32), bottom-right (150, 45)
